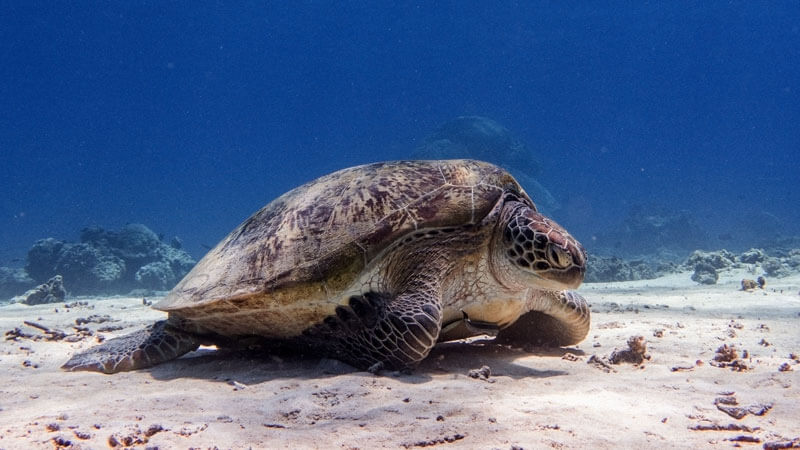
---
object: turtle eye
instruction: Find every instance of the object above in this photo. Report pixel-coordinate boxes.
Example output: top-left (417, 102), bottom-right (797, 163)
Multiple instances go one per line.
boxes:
top-left (546, 244), bottom-right (572, 269)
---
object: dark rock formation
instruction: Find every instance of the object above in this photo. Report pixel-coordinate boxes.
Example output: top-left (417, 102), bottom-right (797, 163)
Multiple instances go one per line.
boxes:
top-left (685, 250), bottom-right (736, 270)
top-left (691, 262), bottom-right (719, 285)
top-left (24, 224), bottom-right (195, 295)
top-left (135, 261), bottom-right (184, 291)
top-left (25, 237), bottom-right (65, 282)
top-left (18, 275), bottom-right (67, 305)
top-left (739, 248), bottom-right (766, 264)
top-left (52, 242), bottom-right (126, 292)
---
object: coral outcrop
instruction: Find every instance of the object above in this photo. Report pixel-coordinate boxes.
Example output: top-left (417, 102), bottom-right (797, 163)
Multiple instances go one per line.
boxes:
top-left (17, 275), bottom-right (67, 305)
top-left (762, 249), bottom-right (800, 278)
top-left (691, 262), bottom-right (719, 285)
top-left (585, 245), bottom-right (800, 284)
top-left (585, 256), bottom-right (658, 283)
top-left (685, 250), bottom-right (736, 270)
top-left (23, 224), bottom-right (195, 295)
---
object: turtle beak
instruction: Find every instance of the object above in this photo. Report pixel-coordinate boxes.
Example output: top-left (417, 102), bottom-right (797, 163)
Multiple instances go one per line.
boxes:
top-left (502, 206), bottom-right (586, 289)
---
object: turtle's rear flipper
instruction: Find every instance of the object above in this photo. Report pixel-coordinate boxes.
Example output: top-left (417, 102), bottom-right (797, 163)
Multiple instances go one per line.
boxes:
top-left (61, 320), bottom-right (200, 374)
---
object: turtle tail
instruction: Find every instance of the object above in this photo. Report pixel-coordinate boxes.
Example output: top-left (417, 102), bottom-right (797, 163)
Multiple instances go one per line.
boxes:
top-left (61, 320), bottom-right (200, 374)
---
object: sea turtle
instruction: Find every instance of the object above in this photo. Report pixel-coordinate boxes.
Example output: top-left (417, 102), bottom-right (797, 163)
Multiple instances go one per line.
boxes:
top-left (62, 159), bottom-right (589, 374)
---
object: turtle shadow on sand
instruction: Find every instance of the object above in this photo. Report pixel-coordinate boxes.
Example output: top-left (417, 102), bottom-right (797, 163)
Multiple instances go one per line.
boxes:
top-left (144, 346), bottom-right (438, 385)
top-left (146, 338), bottom-right (574, 384)
top-left (421, 339), bottom-right (579, 380)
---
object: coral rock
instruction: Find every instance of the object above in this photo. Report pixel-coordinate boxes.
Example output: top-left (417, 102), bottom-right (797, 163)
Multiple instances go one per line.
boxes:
top-left (18, 275), bottom-right (67, 305)
top-left (741, 279), bottom-right (759, 291)
top-left (686, 250), bottom-right (736, 270)
top-left (739, 248), bottom-right (765, 264)
top-left (609, 335), bottom-right (650, 365)
top-left (691, 262), bottom-right (718, 285)
top-left (23, 224), bottom-right (195, 295)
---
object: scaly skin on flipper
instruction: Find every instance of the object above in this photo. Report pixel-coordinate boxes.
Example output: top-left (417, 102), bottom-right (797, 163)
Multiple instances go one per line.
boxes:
top-left (300, 227), bottom-right (457, 371)
top-left (495, 290), bottom-right (590, 347)
top-left (301, 287), bottom-right (442, 372)
top-left (61, 320), bottom-right (200, 374)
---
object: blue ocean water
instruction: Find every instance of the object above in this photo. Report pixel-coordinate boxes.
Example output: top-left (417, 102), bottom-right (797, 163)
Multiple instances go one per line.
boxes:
top-left (1, 2), bottom-right (798, 264)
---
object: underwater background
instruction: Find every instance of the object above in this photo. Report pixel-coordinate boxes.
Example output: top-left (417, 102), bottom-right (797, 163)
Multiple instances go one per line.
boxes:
top-left (1, 2), bottom-right (798, 285)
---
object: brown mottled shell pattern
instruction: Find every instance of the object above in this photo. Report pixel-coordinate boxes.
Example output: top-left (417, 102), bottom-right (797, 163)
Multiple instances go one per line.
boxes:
top-left (155, 159), bottom-right (528, 337)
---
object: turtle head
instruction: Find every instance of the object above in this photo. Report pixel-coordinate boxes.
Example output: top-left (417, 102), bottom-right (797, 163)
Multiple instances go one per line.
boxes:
top-left (496, 202), bottom-right (586, 290)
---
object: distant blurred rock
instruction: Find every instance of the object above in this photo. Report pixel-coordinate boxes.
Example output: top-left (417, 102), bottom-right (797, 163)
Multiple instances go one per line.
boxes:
top-left (111, 224), bottom-right (162, 262)
top-left (685, 250), bottom-right (736, 270)
top-left (24, 224), bottom-right (195, 295)
top-left (593, 205), bottom-right (707, 258)
top-left (17, 275), bottom-right (67, 305)
top-left (51, 242), bottom-right (126, 292)
top-left (685, 250), bottom-right (738, 284)
top-left (584, 253), bottom-right (680, 283)
top-left (585, 243), bottom-right (800, 284)
top-left (135, 261), bottom-right (175, 291)
top-left (585, 256), bottom-right (656, 283)
top-left (763, 250), bottom-right (800, 278)
top-left (0, 267), bottom-right (36, 300)
top-left (683, 247), bottom-right (800, 279)
top-left (739, 248), bottom-right (766, 264)
top-left (759, 236), bottom-right (800, 256)
top-left (25, 237), bottom-right (65, 282)
top-left (691, 262), bottom-right (719, 285)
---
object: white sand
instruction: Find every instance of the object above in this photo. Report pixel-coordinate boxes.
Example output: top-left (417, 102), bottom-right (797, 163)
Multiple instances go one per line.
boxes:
top-left (1, 269), bottom-right (799, 449)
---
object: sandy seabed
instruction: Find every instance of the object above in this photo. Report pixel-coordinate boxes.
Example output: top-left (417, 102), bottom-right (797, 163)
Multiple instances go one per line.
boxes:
top-left (1, 268), bottom-right (799, 449)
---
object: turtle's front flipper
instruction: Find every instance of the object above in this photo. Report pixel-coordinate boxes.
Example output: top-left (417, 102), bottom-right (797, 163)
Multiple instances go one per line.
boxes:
top-left (62, 320), bottom-right (200, 374)
top-left (302, 288), bottom-right (442, 372)
top-left (496, 290), bottom-right (590, 347)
